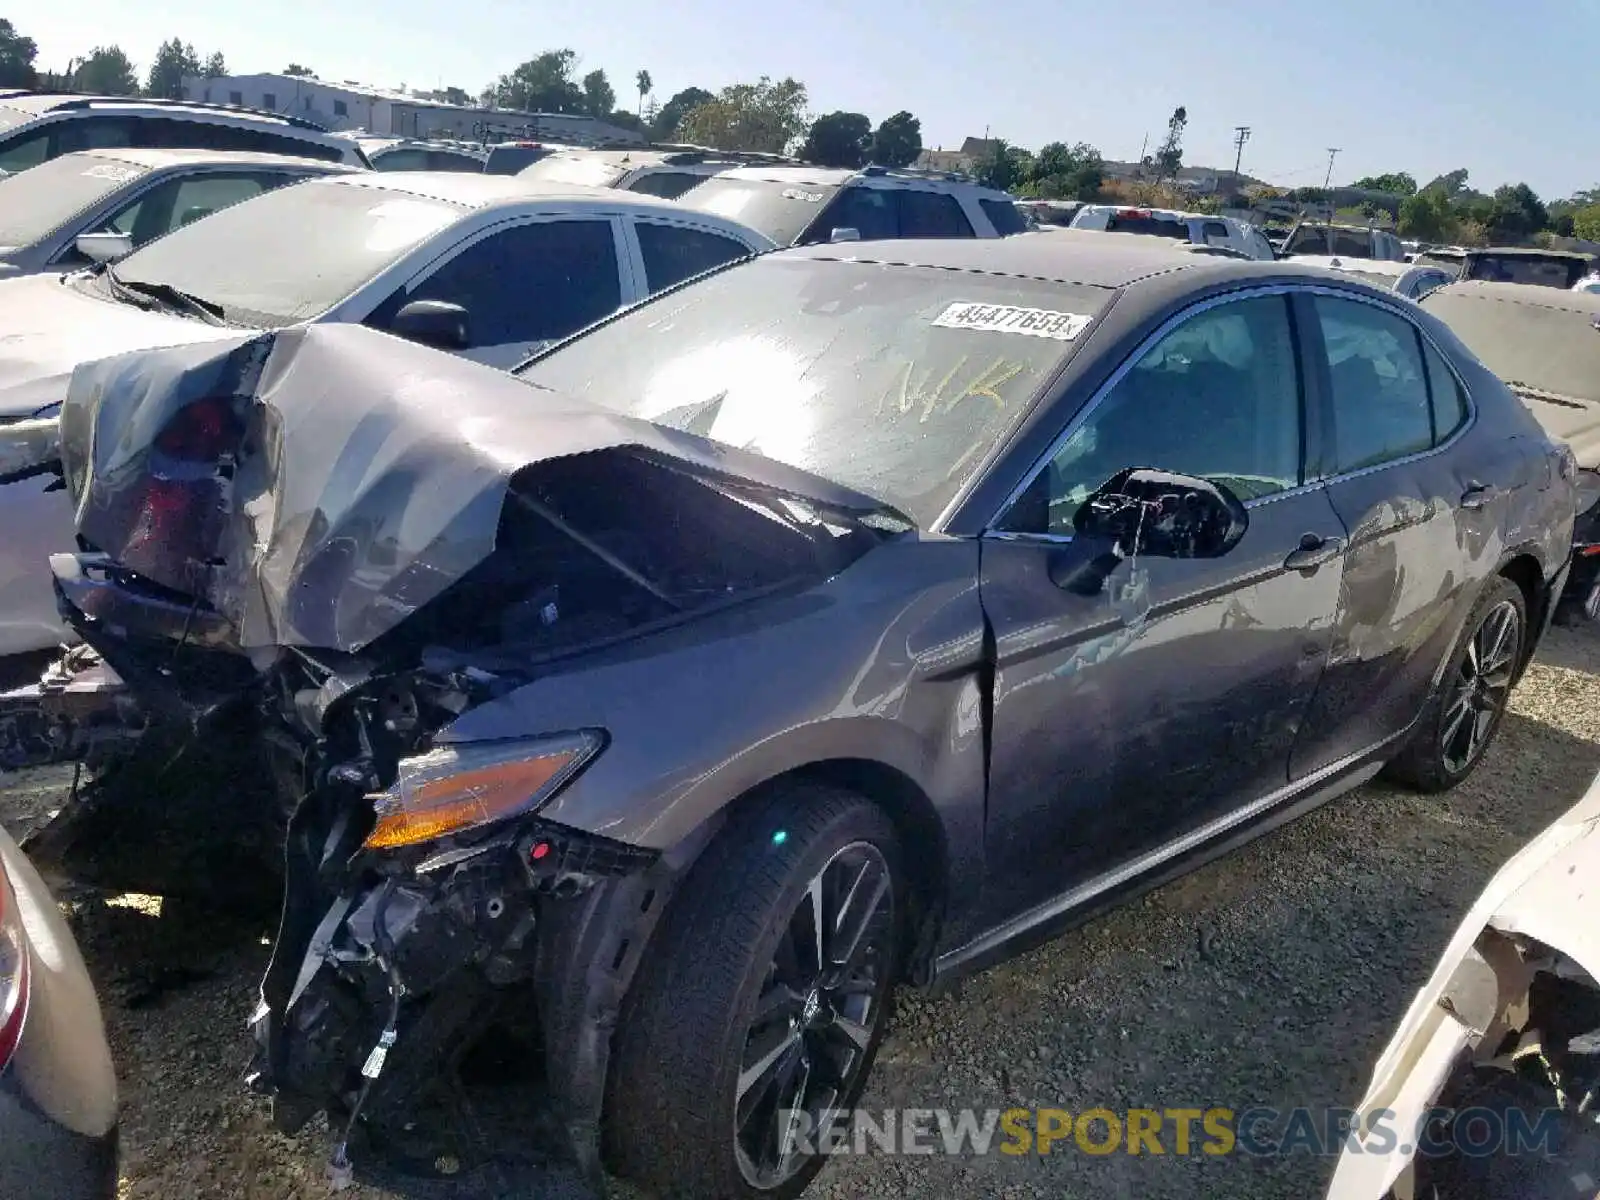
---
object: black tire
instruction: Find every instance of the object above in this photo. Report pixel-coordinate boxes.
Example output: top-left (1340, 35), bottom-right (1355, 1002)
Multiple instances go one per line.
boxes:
top-left (605, 782), bottom-right (904, 1199)
top-left (1384, 574), bottom-right (1527, 793)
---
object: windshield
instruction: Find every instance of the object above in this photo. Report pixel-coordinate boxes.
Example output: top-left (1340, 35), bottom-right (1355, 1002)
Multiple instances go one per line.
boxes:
top-left (515, 256), bottom-right (1111, 525)
top-left (1464, 253), bottom-right (1588, 289)
top-left (677, 177), bottom-right (840, 246)
top-left (112, 180), bottom-right (465, 327)
top-left (1423, 288), bottom-right (1600, 404)
top-left (0, 152), bottom-right (149, 247)
top-left (519, 155), bottom-right (629, 188)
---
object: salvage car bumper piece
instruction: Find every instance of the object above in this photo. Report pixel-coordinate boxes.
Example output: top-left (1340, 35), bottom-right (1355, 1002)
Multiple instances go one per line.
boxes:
top-left (1327, 770), bottom-right (1600, 1199)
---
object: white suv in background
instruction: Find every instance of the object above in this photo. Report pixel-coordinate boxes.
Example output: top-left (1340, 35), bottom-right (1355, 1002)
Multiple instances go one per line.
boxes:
top-left (676, 164), bottom-right (1029, 246)
top-left (1069, 204), bottom-right (1277, 259)
top-left (0, 94), bottom-right (370, 175)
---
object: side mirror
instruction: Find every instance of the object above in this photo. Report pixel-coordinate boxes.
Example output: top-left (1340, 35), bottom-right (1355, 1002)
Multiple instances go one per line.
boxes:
top-left (829, 226), bottom-right (862, 243)
top-left (74, 232), bottom-right (134, 264)
top-left (391, 299), bottom-right (470, 351)
top-left (1050, 468), bottom-right (1248, 595)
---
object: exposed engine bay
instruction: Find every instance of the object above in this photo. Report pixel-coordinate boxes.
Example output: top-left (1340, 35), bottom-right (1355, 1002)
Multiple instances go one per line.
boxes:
top-left (0, 323), bottom-right (910, 1189)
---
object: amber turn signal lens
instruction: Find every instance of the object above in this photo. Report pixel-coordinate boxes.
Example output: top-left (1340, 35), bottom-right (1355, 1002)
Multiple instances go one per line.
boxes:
top-left (362, 734), bottom-right (600, 851)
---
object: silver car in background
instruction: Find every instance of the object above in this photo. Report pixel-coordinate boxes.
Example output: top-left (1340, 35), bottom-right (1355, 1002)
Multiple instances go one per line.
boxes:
top-left (0, 148), bottom-right (355, 279)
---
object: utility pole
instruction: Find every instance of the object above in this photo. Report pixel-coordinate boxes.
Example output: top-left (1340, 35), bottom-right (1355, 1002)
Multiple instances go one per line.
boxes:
top-left (1323, 147), bottom-right (1341, 190)
top-left (1231, 126), bottom-right (1252, 188)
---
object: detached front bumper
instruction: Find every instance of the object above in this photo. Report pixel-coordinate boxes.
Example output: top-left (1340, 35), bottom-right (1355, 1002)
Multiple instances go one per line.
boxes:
top-left (252, 801), bottom-right (679, 1194)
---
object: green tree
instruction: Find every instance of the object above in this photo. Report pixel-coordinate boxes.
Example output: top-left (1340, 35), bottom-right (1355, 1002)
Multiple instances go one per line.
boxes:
top-left (1030, 141), bottom-right (1104, 201)
top-left (1152, 105), bottom-right (1187, 184)
top-left (1486, 182), bottom-right (1548, 242)
top-left (1398, 187), bottom-right (1457, 242)
top-left (72, 46), bottom-right (139, 95)
top-left (145, 37), bottom-right (200, 99)
top-left (651, 86), bottom-right (712, 140)
top-left (284, 63), bottom-right (314, 77)
top-left (635, 69), bottom-right (652, 118)
top-left (677, 77), bottom-right (809, 154)
top-left (203, 51), bottom-right (226, 78)
top-left (1421, 168), bottom-right (1470, 198)
top-left (489, 49), bottom-right (584, 113)
top-left (1352, 172), bottom-right (1417, 196)
top-left (975, 138), bottom-right (1020, 192)
top-left (801, 110), bottom-right (871, 167)
top-left (869, 111), bottom-right (921, 167)
top-left (1572, 204), bottom-right (1600, 242)
top-left (581, 69), bottom-right (615, 118)
top-left (0, 18), bottom-right (38, 88)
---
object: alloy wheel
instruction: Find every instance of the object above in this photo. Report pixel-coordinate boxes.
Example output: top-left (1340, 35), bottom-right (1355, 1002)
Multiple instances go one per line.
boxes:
top-left (733, 840), bottom-right (895, 1189)
top-left (1440, 599), bottom-right (1521, 775)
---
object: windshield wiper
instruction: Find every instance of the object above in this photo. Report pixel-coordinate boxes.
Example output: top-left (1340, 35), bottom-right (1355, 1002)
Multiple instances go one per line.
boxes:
top-left (105, 266), bottom-right (227, 325)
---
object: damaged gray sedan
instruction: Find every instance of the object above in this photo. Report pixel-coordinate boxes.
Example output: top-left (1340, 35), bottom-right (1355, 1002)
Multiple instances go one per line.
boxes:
top-left (0, 234), bottom-right (1577, 1198)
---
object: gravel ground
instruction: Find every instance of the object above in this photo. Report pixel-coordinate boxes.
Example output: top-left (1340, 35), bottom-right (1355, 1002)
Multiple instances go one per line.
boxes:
top-left (6, 626), bottom-right (1600, 1200)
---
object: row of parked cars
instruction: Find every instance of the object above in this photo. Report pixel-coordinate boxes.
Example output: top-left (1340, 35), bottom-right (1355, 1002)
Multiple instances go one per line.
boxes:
top-left (0, 88), bottom-right (1597, 1200)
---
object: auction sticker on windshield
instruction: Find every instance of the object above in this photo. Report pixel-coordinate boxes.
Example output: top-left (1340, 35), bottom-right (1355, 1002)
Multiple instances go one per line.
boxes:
top-left (933, 301), bottom-right (1092, 341)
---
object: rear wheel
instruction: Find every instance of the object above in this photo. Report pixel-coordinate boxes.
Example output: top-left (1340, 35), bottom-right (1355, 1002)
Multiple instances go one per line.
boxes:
top-left (1384, 575), bottom-right (1525, 792)
top-left (606, 783), bottom-right (903, 1199)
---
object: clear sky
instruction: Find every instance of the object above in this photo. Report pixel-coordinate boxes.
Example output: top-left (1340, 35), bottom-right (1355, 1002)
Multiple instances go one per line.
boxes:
top-left (18, 0), bottom-right (1596, 198)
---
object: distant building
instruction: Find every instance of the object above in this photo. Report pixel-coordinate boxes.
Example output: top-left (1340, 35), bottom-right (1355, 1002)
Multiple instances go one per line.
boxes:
top-left (178, 72), bottom-right (646, 146)
top-left (914, 136), bottom-right (1003, 175)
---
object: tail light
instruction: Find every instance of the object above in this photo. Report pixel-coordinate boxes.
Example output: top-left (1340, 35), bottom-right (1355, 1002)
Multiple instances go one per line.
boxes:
top-left (152, 396), bottom-right (240, 463)
top-left (122, 397), bottom-right (243, 569)
top-left (0, 861), bottom-right (30, 1072)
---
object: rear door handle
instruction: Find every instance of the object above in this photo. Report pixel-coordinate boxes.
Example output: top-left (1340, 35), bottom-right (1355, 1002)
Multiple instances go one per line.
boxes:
top-left (1283, 533), bottom-right (1347, 572)
top-left (1460, 483), bottom-right (1499, 510)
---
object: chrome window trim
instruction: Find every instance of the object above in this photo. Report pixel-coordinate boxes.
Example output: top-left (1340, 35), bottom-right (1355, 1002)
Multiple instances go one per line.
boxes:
top-left (982, 282), bottom-right (1480, 535)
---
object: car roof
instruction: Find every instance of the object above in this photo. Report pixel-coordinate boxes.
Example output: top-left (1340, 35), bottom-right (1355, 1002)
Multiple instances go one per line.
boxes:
top-left (1426, 279), bottom-right (1600, 314)
top-left (779, 228), bottom-right (1289, 289)
top-left (69, 146), bottom-right (350, 171)
top-left (714, 164), bottom-right (860, 186)
top-left (1286, 254), bottom-right (1410, 276)
top-left (1466, 246), bottom-right (1593, 260)
top-left (0, 93), bottom-right (325, 129)
top-left (321, 171), bottom-right (718, 214)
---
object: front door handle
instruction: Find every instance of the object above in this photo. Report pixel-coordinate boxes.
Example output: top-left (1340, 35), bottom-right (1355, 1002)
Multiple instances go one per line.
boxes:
top-left (1283, 533), bottom-right (1347, 572)
top-left (1460, 483), bottom-right (1500, 510)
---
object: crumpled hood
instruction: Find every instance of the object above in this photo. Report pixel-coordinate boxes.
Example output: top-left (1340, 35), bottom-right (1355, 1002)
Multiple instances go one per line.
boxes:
top-left (0, 271), bottom-right (239, 419)
top-left (1325, 775), bottom-right (1600, 1199)
top-left (60, 322), bottom-right (905, 653)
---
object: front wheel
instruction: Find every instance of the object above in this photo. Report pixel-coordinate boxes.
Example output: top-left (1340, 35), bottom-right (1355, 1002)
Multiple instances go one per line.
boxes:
top-left (1384, 575), bottom-right (1526, 792)
top-left (606, 783), bottom-right (904, 1199)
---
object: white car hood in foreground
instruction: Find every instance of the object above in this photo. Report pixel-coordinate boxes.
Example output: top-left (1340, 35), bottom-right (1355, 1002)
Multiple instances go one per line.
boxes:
top-left (1327, 776), bottom-right (1600, 1198)
top-left (0, 271), bottom-right (240, 419)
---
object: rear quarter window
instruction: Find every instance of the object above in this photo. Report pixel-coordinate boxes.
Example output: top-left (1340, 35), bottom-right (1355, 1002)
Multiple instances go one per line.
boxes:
top-left (980, 198), bottom-right (1029, 235)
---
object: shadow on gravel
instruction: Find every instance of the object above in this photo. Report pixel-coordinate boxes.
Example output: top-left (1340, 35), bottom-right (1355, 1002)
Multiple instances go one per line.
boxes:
top-left (1531, 623), bottom-right (1600, 676)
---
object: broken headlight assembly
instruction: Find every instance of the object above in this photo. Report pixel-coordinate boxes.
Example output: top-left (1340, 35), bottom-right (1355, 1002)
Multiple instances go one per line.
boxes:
top-left (362, 731), bottom-right (605, 853)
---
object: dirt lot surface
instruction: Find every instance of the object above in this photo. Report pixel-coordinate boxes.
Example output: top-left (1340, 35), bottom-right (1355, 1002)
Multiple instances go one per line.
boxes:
top-left (6, 625), bottom-right (1600, 1200)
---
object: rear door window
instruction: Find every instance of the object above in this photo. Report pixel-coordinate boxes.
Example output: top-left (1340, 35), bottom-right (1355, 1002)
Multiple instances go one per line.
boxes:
top-left (806, 186), bottom-right (897, 242)
top-left (899, 190), bottom-right (974, 237)
top-left (1313, 295), bottom-right (1434, 473)
top-left (635, 221), bottom-right (751, 291)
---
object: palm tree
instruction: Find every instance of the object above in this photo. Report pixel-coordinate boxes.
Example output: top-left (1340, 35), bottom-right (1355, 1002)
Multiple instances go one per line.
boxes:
top-left (635, 69), bottom-right (652, 118)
